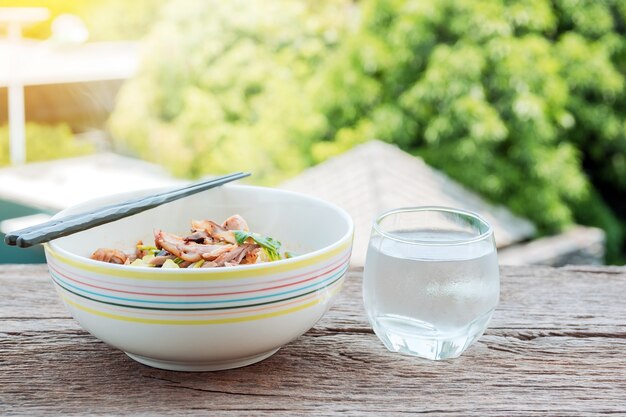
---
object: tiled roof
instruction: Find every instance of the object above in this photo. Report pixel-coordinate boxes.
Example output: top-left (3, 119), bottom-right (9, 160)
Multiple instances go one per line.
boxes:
top-left (280, 140), bottom-right (536, 265)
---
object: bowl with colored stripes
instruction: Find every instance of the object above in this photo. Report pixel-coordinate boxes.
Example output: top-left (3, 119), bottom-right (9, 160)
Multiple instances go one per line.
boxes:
top-left (44, 184), bottom-right (353, 371)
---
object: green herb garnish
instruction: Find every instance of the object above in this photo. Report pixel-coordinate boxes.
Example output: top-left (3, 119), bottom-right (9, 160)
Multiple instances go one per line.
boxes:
top-left (232, 230), bottom-right (282, 261)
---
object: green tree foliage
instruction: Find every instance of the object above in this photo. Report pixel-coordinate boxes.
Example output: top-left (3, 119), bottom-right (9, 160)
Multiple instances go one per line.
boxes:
top-left (307, 0), bottom-right (626, 261)
top-left (0, 123), bottom-right (94, 166)
top-left (110, 0), bottom-right (626, 261)
top-left (109, 0), bottom-right (352, 183)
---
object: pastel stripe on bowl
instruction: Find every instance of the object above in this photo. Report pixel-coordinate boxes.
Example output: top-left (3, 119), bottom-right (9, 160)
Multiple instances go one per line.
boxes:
top-left (50, 262), bottom-right (349, 309)
top-left (55, 277), bottom-right (344, 325)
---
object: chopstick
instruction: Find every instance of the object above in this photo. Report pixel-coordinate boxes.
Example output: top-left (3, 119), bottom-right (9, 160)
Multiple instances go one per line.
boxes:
top-left (4, 172), bottom-right (251, 248)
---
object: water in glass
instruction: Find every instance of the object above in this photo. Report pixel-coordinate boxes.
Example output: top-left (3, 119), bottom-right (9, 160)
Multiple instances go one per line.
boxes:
top-left (363, 210), bottom-right (499, 360)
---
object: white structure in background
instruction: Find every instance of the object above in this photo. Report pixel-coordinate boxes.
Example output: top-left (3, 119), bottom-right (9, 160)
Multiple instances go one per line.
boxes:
top-left (0, 153), bottom-right (185, 233)
top-left (0, 7), bottom-right (139, 165)
top-left (0, 7), bottom-right (49, 165)
top-left (281, 140), bottom-right (605, 266)
top-left (51, 14), bottom-right (89, 44)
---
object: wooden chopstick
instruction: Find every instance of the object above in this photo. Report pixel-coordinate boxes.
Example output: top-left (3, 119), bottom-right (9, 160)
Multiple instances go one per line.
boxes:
top-left (4, 172), bottom-right (251, 248)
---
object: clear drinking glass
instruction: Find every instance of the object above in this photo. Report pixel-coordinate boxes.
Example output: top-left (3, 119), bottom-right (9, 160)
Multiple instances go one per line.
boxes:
top-left (363, 207), bottom-right (499, 360)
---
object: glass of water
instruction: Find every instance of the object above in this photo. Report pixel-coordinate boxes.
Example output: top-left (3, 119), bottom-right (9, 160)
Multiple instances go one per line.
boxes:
top-left (363, 207), bottom-right (499, 360)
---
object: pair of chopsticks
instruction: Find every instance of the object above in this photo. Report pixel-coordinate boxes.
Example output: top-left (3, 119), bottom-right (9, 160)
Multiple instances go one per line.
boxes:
top-left (4, 172), bottom-right (251, 248)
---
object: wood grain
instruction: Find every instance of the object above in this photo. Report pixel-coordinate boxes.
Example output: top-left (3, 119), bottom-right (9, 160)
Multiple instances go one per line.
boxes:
top-left (1, 265), bottom-right (625, 416)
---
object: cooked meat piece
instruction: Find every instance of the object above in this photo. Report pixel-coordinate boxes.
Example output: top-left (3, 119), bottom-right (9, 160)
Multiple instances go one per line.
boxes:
top-left (211, 244), bottom-right (258, 267)
top-left (184, 230), bottom-right (211, 244)
top-left (200, 245), bottom-right (235, 261)
top-left (154, 230), bottom-right (234, 262)
top-left (238, 244), bottom-right (260, 264)
top-left (154, 229), bottom-right (185, 255)
top-left (222, 214), bottom-right (249, 231)
top-left (210, 246), bottom-right (243, 266)
top-left (90, 248), bottom-right (128, 264)
top-left (240, 246), bottom-right (262, 265)
top-left (191, 220), bottom-right (236, 244)
top-left (226, 244), bottom-right (259, 266)
top-left (182, 243), bottom-right (233, 263)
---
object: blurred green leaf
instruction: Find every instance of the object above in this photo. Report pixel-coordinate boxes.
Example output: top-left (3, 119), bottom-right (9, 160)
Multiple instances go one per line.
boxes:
top-left (0, 123), bottom-right (94, 166)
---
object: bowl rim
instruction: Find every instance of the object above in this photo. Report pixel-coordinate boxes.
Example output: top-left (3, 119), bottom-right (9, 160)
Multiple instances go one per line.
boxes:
top-left (45, 184), bottom-right (354, 279)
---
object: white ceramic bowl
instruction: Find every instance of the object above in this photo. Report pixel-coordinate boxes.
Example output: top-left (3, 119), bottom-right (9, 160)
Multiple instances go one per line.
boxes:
top-left (44, 185), bottom-right (353, 371)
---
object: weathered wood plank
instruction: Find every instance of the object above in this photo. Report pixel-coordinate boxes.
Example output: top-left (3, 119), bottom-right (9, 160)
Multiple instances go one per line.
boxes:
top-left (0, 265), bottom-right (68, 318)
top-left (1, 265), bottom-right (626, 416)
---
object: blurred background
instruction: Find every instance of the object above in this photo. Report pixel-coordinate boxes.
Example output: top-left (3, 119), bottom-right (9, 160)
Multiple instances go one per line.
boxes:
top-left (0, 0), bottom-right (624, 266)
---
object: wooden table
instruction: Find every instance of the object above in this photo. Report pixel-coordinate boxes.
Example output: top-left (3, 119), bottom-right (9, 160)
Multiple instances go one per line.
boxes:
top-left (2, 265), bottom-right (625, 416)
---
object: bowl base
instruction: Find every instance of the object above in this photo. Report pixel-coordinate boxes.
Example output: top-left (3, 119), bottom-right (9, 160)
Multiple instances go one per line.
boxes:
top-left (125, 348), bottom-right (280, 372)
